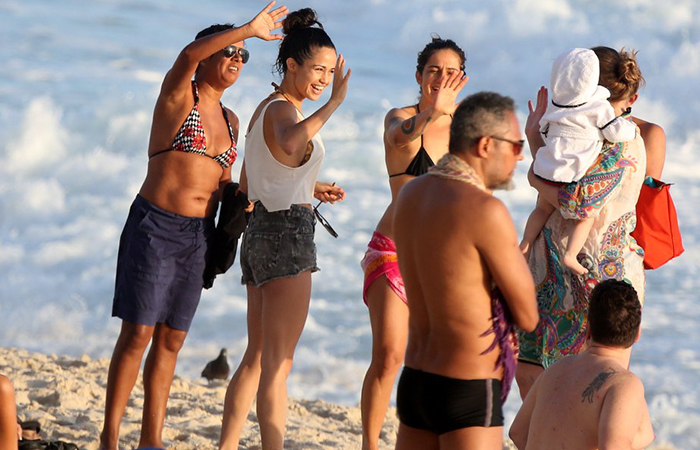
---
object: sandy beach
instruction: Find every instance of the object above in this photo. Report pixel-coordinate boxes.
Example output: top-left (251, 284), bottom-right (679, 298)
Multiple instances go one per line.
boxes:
top-left (2, 347), bottom-right (400, 450)
top-left (1, 347), bottom-right (679, 450)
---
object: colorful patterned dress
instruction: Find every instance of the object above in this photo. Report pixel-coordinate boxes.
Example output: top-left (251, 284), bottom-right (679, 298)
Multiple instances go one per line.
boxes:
top-left (519, 125), bottom-right (646, 368)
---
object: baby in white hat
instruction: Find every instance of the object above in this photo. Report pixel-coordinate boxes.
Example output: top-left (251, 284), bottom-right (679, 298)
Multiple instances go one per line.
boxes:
top-left (521, 48), bottom-right (637, 275)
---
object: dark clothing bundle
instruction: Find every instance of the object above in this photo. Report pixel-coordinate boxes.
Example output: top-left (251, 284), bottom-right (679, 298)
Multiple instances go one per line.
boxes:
top-left (203, 182), bottom-right (250, 288)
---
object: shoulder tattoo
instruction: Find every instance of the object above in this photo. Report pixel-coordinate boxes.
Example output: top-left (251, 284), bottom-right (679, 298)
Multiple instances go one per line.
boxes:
top-left (401, 116), bottom-right (417, 134)
top-left (581, 368), bottom-right (616, 404)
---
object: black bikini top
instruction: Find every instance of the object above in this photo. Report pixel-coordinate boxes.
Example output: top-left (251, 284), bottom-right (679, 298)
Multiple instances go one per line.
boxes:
top-left (389, 105), bottom-right (435, 178)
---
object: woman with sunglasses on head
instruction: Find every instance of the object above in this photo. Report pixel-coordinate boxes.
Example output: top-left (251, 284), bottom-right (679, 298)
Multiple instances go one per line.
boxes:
top-left (359, 37), bottom-right (468, 450)
top-left (98, 3), bottom-right (288, 449)
top-left (218, 8), bottom-right (349, 450)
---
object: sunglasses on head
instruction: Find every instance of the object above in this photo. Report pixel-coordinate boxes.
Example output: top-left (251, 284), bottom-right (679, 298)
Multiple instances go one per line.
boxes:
top-left (222, 45), bottom-right (250, 64)
top-left (490, 135), bottom-right (525, 156)
top-left (313, 199), bottom-right (338, 238)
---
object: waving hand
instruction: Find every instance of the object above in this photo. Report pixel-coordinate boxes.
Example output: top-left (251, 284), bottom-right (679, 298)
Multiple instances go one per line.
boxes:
top-left (526, 86), bottom-right (548, 156)
top-left (246, 1), bottom-right (289, 41)
top-left (329, 54), bottom-right (352, 106)
top-left (433, 70), bottom-right (469, 116)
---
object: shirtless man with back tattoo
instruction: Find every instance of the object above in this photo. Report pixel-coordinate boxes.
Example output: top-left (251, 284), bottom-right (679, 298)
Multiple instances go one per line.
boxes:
top-left (510, 279), bottom-right (655, 450)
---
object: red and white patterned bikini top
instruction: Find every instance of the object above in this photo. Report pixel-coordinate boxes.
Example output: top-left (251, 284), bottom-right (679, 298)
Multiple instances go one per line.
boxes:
top-left (150, 81), bottom-right (237, 169)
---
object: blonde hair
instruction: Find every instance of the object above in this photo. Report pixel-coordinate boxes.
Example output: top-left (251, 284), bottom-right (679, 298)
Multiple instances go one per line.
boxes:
top-left (592, 46), bottom-right (645, 102)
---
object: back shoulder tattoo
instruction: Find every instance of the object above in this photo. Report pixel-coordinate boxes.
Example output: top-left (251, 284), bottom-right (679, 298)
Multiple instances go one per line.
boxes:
top-left (581, 368), bottom-right (616, 404)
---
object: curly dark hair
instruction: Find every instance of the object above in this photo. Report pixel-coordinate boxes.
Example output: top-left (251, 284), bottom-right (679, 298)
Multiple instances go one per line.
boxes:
top-left (416, 35), bottom-right (466, 74)
top-left (274, 8), bottom-right (335, 75)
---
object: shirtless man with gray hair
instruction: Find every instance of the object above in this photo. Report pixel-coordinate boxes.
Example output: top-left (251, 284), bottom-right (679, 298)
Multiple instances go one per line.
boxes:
top-left (509, 279), bottom-right (655, 450)
top-left (393, 91), bottom-right (539, 450)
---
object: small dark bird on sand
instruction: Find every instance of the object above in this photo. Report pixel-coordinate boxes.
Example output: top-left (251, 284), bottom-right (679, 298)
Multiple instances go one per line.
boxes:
top-left (202, 348), bottom-right (230, 381)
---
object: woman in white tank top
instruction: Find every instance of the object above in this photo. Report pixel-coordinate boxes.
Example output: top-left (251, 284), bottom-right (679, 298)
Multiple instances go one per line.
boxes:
top-left (219, 8), bottom-right (351, 450)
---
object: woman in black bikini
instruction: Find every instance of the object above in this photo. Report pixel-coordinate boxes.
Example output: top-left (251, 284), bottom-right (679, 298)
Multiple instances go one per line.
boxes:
top-left (359, 37), bottom-right (468, 450)
top-left (98, 3), bottom-right (288, 449)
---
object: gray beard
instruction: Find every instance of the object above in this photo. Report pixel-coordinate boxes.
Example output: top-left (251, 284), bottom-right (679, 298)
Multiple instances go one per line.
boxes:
top-left (492, 178), bottom-right (515, 191)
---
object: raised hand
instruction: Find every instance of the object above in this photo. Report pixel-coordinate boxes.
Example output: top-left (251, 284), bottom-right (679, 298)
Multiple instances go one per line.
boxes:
top-left (526, 86), bottom-right (548, 155)
top-left (329, 54), bottom-right (351, 106)
top-left (433, 70), bottom-right (469, 116)
top-left (246, 1), bottom-right (289, 41)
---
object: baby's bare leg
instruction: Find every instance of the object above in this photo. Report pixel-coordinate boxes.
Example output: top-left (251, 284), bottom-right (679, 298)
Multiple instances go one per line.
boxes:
top-left (521, 196), bottom-right (555, 255)
top-left (523, 167), bottom-right (561, 255)
top-left (563, 217), bottom-right (594, 275)
top-left (527, 166), bottom-right (561, 207)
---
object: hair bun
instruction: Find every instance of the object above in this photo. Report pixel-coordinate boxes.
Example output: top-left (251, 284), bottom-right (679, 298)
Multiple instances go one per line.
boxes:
top-left (283, 8), bottom-right (322, 35)
top-left (592, 46), bottom-right (645, 101)
top-left (618, 48), bottom-right (644, 87)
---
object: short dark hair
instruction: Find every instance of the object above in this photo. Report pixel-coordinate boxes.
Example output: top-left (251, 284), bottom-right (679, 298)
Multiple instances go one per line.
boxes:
top-left (588, 279), bottom-right (641, 348)
top-left (195, 23), bottom-right (234, 41)
top-left (193, 24), bottom-right (235, 76)
top-left (449, 91), bottom-right (515, 155)
top-left (416, 35), bottom-right (466, 74)
top-left (274, 8), bottom-right (335, 75)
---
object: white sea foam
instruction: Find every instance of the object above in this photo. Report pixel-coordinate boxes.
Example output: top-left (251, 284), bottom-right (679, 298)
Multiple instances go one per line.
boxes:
top-left (5, 97), bottom-right (67, 174)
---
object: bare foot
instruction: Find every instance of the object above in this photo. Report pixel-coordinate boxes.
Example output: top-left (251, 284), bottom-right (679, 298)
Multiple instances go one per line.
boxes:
top-left (563, 253), bottom-right (588, 275)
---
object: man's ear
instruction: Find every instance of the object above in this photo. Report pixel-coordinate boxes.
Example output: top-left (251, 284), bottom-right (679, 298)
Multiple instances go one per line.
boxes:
top-left (634, 326), bottom-right (641, 343)
top-left (475, 136), bottom-right (491, 158)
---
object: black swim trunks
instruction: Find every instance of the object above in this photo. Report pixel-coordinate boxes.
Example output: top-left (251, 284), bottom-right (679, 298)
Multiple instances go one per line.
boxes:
top-left (396, 366), bottom-right (504, 434)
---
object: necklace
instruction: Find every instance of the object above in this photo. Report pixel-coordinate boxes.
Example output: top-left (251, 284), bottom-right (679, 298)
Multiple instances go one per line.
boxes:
top-left (428, 153), bottom-right (486, 191)
top-left (271, 82), bottom-right (296, 105)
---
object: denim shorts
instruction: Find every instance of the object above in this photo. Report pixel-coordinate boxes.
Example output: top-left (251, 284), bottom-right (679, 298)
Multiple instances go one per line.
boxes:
top-left (240, 202), bottom-right (319, 287)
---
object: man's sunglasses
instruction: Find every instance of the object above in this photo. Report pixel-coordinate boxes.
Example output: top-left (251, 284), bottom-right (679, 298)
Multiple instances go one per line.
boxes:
top-left (491, 135), bottom-right (525, 156)
top-left (313, 200), bottom-right (338, 238)
top-left (222, 45), bottom-right (250, 64)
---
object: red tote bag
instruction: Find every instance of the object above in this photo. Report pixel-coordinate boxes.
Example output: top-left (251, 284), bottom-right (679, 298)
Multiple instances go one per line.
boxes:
top-left (630, 178), bottom-right (684, 269)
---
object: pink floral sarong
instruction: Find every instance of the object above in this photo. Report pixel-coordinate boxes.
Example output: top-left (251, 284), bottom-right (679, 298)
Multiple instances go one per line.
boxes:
top-left (360, 231), bottom-right (407, 305)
